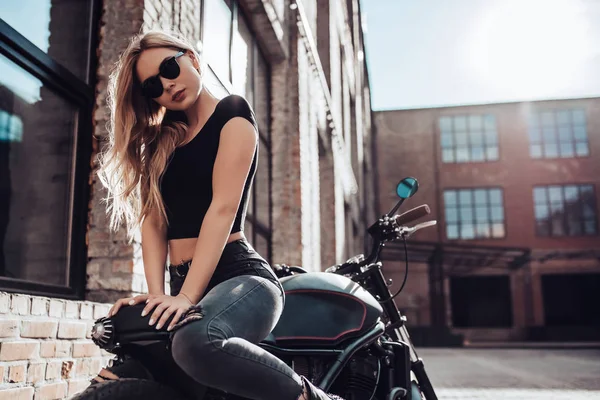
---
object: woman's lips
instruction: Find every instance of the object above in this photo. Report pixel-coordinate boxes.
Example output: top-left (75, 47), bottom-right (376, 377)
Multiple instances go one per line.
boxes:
top-left (172, 89), bottom-right (185, 101)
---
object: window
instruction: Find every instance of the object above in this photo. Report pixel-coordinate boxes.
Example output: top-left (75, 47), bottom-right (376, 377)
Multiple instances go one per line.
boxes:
top-left (439, 115), bottom-right (498, 163)
top-left (202, 1), bottom-right (272, 260)
top-left (0, 2), bottom-right (99, 298)
top-left (444, 188), bottom-right (505, 240)
top-left (533, 184), bottom-right (597, 236)
top-left (528, 109), bottom-right (589, 159)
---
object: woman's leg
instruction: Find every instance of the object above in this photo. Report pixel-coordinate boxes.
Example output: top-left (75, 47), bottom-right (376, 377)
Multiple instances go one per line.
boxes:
top-left (170, 275), bottom-right (304, 400)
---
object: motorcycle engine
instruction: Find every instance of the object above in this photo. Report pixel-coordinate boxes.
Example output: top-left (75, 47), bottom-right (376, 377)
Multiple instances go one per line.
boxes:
top-left (291, 352), bottom-right (379, 400)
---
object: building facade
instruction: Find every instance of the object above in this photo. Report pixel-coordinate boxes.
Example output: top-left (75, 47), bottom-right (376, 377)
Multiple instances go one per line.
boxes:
top-left (0, 0), bottom-right (376, 397)
top-left (375, 97), bottom-right (600, 344)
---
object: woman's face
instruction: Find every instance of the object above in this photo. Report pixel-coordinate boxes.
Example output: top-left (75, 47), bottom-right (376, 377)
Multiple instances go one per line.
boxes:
top-left (136, 47), bottom-right (202, 111)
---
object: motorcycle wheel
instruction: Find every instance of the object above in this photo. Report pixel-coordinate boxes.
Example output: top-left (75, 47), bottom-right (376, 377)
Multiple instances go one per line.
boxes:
top-left (70, 378), bottom-right (190, 400)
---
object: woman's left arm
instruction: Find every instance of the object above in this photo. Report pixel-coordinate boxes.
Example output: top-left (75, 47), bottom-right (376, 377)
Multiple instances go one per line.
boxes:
top-left (145, 117), bottom-right (257, 331)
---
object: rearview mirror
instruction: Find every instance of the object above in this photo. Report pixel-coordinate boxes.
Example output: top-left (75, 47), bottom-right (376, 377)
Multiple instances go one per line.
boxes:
top-left (396, 177), bottom-right (419, 199)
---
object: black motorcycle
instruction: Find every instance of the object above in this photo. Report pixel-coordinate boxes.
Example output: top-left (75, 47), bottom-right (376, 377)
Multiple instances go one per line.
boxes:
top-left (74, 177), bottom-right (438, 400)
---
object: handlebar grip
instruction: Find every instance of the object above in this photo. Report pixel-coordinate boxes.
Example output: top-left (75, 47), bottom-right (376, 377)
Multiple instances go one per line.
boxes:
top-left (394, 204), bottom-right (431, 226)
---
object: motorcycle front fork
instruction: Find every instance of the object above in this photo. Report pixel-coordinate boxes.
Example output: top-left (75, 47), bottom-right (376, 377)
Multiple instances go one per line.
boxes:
top-left (394, 326), bottom-right (437, 400)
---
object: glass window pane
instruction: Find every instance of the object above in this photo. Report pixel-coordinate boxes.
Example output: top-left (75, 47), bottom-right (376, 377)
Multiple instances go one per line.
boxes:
top-left (486, 146), bottom-right (499, 160)
top-left (528, 114), bottom-right (539, 128)
top-left (530, 144), bottom-right (542, 158)
top-left (439, 116), bottom-right (452, 132)
top-left (446, 207), bottom-right (458, 223)
top-left (490, 206), bottom-right (504, 222)
top-left (542, 126), bottom-right (556, 142)
top-left (470, 130), bottom-right (483, 145)
top-left (232, 14), bottom-right (254, 99)
top-left (559, 142), bottom-right (574, 158)
top-left (557, 110), bottom-right (570, 125)
top-left (566, 212), bottom-right (582, 236)
top-left (442, 149), bottom-right (455, 163)
top-left (441, 133), bottom-right (454, 148)
top-left (468, 115), bottom-right (482, 130)
top-left (456, 147), bottom-right (469, 162)
top-left (455, 132), bottom-right (467, 146)
top-left (484, 129), bottom-right (498, 144)
top-left (489, 189), bottom-right (502, 205)
top-left (582, 202), bottom-right (595, 218)
top-left (476, 223), bottom-right (490, 238)
top-left (528, 127), bottom-right (541, 142)
top-left (459, 190), bottom-right (472, 205)
top-left (254, 50), bottom-right (270, 141)
top-left (0, 54), bottom-right (76, 286)
top-left (459, 206), bottom-right (474, 222)
top-left (535, 204), bottom-right (549, 220)
top-left (475, 206), bottom-right (488, 222)
top-left (204, 0), bottom-right (233, 83)
top-left (444, 191), bottom-right (457, 206)
top-left (572, 109), bottom-right (586, 125)
top-left (551, 216), bottom-right (564, 236)
top-left (541, 111), bottom-right (554, 126)
top-left (491, 223), bottom-right (505, 238)
top-left (454, 116), bottom-right (467, 131)
top-left (575, 142), bottom-right (589, 156)
top-left (564, 185), bottom-right (578, 202)
top-left (461, 223), bottom-right (475, 239)
top-left (447, 224), bottom-right (459, 239)
top-left (471, 146), bottom-right (484, 161)
top-left (573, 126), bottom-right (587, 141)
top-left (474, 189), bottom-right (487, 205)
top-left (557, 126), bottom-right (571, 141)
top-left (584, 220), bottom-right (597, 235)
top-left (0, 1), bottom-right (93, 81)
top-left (255, 143), bottom-right (270, 227)
top-left (548, 186), bottom-right (563, 203)
top-left (533, 187), bottom-right (547, 204)
top-left (484, 115), bottom-right (496, 130)
top-left (544, 143), bottom-right (558, 158)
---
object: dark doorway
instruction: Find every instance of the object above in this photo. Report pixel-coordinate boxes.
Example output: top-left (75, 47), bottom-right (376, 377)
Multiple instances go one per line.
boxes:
top-left (542, 274), bottom-right (600, 326)
top-left (450, 275), bottom-right (512, 327)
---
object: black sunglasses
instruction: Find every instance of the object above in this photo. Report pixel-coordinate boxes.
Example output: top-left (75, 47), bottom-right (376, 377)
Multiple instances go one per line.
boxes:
top-left (141, 51), bottom-right (185, 98)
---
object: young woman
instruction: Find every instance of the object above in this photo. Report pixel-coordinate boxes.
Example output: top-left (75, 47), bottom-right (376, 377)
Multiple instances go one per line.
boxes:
top-left (95, 30), bottom-right (333, 400)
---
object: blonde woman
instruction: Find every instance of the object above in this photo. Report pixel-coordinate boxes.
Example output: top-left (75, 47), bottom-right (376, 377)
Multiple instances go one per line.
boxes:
top-left (95, 30), bottom-right (333, 400)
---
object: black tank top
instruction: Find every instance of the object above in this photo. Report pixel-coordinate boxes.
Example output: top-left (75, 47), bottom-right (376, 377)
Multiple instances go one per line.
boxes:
top-left (159, 95), bottom-right (258, 240)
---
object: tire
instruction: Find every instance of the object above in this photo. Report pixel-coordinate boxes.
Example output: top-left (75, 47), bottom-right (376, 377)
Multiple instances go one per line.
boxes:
top-left (70, 378), bottom-right (190, 400)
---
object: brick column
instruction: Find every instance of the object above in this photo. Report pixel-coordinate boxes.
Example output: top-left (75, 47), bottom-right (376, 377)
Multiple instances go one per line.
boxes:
top-left (86, 0), bottom-right (145, 303)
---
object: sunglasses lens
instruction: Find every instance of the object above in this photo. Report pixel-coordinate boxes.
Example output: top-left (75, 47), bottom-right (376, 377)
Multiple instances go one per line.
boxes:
top-left (160, 57), bottom-right (181, 80)
top-left (142, 77), bottom-right (163, 98)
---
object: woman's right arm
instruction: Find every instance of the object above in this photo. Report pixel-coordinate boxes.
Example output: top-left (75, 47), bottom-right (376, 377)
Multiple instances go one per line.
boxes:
top-left (141, 208), bottom-right (168, 295)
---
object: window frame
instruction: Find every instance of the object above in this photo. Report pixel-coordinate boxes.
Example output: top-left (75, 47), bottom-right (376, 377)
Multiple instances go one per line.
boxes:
top-left (528, 108), bottom-right (590, 160)
top-left (533, 183), bottom-right (598, 237)
top-left (443, 187), bottom-right (506, 241)
top-left (0, 2), bottom-right (101, 299)
top-left (200, 0), bottom-right (272, 261)
top-left (439, 114), bottom-right (499, 164)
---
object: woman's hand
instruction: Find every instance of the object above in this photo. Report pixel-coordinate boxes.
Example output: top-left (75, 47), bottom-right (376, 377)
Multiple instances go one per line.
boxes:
top-left (107, 294), bottom-right (151, 317)
top-left (141, 294), bottom-right (194, 331)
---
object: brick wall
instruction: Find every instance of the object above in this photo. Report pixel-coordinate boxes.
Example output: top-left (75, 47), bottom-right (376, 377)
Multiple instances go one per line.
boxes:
top-left (0, 293), bottom-right (112, 399)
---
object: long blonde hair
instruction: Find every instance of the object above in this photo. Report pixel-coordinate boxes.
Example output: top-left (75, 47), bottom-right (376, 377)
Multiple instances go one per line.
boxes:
top-left (97, 30), bottom-right (203, 241)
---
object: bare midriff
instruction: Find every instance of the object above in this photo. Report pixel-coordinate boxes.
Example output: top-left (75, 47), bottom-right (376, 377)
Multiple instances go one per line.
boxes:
top-left (168, 231), bottom-right (245, 265)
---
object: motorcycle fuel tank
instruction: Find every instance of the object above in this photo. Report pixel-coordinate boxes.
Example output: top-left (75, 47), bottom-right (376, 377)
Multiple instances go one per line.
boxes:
top-left (268, 272), bottom-right (383, 347)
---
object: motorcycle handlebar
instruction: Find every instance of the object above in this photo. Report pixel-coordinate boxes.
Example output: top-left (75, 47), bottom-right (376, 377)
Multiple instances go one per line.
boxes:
top-left (393, 204), bottom-right (430, 226)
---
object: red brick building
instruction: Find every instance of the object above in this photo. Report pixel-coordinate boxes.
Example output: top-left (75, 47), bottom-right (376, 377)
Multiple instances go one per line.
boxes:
top-left (375, 97), bottom-right (600, 344)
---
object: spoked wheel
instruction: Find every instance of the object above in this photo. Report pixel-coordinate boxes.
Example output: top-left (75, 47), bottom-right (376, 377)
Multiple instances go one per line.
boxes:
top-left (70, 378), bottom-right (190, 400)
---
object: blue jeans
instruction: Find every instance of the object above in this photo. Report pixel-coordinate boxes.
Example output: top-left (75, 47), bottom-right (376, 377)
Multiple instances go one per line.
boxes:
top-left (169, 239), bottom-right (304, 400)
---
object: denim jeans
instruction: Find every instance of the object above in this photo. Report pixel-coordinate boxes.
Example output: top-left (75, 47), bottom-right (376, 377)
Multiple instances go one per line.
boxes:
top-left (168, 239), bottom-right (304, 400)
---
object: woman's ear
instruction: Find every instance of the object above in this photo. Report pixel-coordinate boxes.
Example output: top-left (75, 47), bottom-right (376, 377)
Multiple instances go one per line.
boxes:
top-left (187, 50), bottom-right (201, 73)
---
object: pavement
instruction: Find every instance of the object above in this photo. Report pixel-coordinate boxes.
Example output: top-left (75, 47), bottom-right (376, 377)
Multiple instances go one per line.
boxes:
top-left (417, 348), bottom-right (600, 399)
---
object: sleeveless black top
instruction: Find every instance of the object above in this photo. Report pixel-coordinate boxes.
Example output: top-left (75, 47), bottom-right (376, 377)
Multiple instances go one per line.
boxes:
top-left (160, 95), bottom-right (258, 240)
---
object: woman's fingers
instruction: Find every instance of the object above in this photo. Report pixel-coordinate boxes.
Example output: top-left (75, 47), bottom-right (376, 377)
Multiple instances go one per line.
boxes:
top-left (168, 308), bottom-right (186, 331)
top-left (141, 297), bottom-right (162, 317)
top-left (149, 302), bottom-right (170, 326)
top-left (156, 306), bottom-right (178, 330)
top-left (108, 297), bottom-right (132, 317)
top-left (128, 294), bottom-right (149, 306)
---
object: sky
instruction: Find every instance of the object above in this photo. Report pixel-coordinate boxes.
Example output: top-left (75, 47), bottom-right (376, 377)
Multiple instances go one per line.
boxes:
top-left (361, 0), bottom-right (600, 110)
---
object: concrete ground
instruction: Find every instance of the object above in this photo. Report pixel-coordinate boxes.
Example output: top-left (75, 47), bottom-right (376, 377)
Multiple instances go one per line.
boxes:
top-left (417, 348), bottom-right (600, 399)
